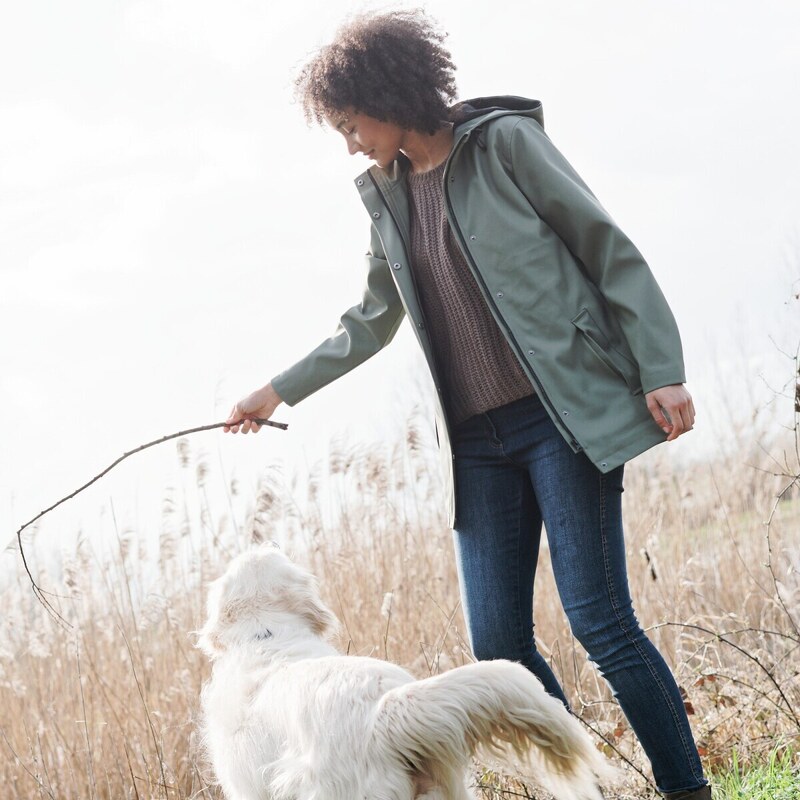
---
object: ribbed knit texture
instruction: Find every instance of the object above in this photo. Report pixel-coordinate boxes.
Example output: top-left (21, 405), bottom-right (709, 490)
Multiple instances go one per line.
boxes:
top-left (407, 162), bottom-right (534, 424)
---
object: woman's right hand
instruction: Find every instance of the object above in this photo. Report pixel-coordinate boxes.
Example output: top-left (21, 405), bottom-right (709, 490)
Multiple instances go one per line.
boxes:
top-left (224, 382), bottom-right (283, 433)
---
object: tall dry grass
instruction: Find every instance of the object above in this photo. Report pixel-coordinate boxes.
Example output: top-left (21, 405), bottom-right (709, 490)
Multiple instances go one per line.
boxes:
top-left (1, 402), bottom-right (798, 799)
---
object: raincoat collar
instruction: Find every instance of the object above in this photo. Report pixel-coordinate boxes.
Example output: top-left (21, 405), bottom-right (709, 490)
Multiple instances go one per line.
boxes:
top-left (359, 95), bottom-right (544, 193)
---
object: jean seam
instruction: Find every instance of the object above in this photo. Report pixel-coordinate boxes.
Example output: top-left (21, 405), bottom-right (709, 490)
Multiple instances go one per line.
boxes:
top-left (513, 478), bottom-right (526, 660)
top-left (484, 412), bottom-right (519, 465)
top-left (598, 471), bottom-right (704, 787)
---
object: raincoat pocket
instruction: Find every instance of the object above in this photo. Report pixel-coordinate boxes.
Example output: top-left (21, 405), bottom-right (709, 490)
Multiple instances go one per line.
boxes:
top-left (571, 307), bottom-right (643, 395)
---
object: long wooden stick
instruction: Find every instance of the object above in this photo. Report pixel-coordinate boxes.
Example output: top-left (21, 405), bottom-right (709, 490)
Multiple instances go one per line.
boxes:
top-left (14, 418), bottom-right (287, 624)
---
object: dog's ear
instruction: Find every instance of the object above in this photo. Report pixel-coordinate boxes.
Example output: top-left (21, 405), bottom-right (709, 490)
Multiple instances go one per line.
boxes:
top-left (196, 620), bottom-right (226, 657)
top-left (298, 593), bottom-right (338, 636)
top-left (196, 575), bottom-right (230, 658)
top-left (278, 577), bottom-right (338, 636)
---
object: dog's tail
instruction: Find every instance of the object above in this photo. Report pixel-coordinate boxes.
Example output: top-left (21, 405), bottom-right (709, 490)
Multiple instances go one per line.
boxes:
top-left (374, 660), bottom-right (613, 800)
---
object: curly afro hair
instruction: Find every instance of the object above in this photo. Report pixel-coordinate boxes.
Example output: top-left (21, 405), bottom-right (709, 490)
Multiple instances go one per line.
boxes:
top-left (294, 9), bottom-right (458, 135)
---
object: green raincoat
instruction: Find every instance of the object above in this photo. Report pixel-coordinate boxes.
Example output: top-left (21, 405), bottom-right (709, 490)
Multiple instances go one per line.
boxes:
top-left (271, 96), bottom-right (686, 527)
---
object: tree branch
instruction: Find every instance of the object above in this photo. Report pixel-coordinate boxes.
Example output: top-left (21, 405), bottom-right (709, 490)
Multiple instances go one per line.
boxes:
top-left (13, 417), bottom-right (287, 624)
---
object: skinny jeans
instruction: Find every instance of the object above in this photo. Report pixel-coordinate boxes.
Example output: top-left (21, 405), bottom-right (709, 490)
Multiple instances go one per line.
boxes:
top-left (451, 393), bottom-right (707, 796)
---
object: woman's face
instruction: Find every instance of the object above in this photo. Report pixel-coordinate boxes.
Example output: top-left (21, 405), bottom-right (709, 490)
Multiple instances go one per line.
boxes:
top-left (326, 110), bottom-right (407, 169)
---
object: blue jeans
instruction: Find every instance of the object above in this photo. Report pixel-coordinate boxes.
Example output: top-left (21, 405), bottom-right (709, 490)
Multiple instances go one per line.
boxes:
top-left (451, 393), bottom-right (707, 796)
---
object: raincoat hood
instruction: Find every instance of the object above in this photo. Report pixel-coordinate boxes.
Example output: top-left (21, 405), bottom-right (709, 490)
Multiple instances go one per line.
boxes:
top-left (449, 95), bottom-right (545, 134)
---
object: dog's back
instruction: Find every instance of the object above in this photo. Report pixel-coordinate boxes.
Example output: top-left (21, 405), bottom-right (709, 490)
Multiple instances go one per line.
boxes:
top-left (204, 651), bottom-right (428, 799)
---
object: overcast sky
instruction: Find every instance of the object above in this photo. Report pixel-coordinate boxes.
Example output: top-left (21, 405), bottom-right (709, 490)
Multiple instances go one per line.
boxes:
top-left (2, 0), bottom-right (799, 558)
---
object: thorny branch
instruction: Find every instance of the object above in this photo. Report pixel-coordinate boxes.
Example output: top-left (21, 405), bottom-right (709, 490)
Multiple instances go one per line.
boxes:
top-left (763, 340), bottom-right (800, 638)
top-left (13, 418), bottom-right (288, 626)
top-left (577, 717), bottom-right (656, 792)
top-left (648, 620), bottom-right (800, 731)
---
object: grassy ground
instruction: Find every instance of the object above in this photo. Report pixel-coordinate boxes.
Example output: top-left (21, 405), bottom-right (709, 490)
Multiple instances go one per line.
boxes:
top-left (710, 745), bottom-right (799, 799)
top-left (1, 409), bottom-right (798, 798)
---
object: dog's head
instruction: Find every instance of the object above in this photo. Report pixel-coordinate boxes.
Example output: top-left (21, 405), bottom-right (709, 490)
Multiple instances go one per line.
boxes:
top-left (197, 544), bottom-right (337, 658)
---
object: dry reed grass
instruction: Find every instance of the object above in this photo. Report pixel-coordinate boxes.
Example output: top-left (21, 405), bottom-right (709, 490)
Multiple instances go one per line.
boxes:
top-left (1, 403), bottom-right (798, 799)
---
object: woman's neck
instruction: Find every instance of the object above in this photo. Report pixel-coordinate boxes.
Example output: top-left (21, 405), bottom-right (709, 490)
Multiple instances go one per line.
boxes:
top-left (401, 124), bottom-right (455, 174)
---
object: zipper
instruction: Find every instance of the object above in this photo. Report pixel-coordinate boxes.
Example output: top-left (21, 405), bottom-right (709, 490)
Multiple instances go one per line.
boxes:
top-left (441, 137), bottom-right (583, 452)
top-left (366, 171), bottom-right (453, 438)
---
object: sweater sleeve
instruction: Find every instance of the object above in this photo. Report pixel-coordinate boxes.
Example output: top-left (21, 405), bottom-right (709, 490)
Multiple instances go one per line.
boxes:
top-left (502, 116), bottom-right (686, 394)
top-left (270, 229), bottom-right (406, 406)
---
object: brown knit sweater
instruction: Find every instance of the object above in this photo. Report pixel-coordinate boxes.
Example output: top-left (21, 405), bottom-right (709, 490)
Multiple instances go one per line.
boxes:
top-left (407, 162), bottom-right (534, 424)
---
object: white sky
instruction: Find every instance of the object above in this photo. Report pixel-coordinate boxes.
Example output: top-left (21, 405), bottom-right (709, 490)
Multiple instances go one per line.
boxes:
top-left (2, 1), bottom-right (800, 560)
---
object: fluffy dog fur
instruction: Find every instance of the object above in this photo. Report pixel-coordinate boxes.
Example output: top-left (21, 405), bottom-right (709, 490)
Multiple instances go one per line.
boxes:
top-left (198, 545), bottom-right (611, 800)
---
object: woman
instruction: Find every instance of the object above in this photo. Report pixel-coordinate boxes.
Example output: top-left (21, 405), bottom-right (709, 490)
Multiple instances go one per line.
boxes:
top-left (224, 10), bottom-right (707, 800)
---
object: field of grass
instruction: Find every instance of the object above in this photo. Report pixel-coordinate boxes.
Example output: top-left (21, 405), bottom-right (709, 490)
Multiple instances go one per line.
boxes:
top-left (1, 407), bottom-right (799, 799)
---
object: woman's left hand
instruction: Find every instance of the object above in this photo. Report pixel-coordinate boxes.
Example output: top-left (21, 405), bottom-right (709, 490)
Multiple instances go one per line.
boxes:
top-left (645, 384), bottom-right (695, 442)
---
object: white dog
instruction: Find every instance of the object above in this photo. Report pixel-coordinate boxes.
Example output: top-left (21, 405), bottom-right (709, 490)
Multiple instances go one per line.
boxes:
top-left (198, 545), bottom-right (610, 800)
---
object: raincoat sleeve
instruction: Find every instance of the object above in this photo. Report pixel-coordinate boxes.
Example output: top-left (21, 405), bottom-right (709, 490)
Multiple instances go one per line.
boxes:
top-left (270, 232), bottom-right (406, 406)
top-left (503, 116), bottom-right (686, 395)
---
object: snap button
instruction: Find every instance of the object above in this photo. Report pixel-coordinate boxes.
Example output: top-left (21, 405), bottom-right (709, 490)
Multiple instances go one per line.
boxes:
top-left (356, 179), bottom-right (364, 186)
top-left (470, 235), bottom-right (476, 240)
top-left (497, 292), bottom-right (504, 298)
top-left (601, 461), bottom-right (608, 468)
top-left (528, 349), bottom-right (535, 356)
top-left (417, 322), bottom-right (424, 329)
top-left (372, 211), bottom-right (381, 219)
top-left (393, 263), bottom-right (401, 270)
top-left (562, 410), bottom-right (570, 416)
